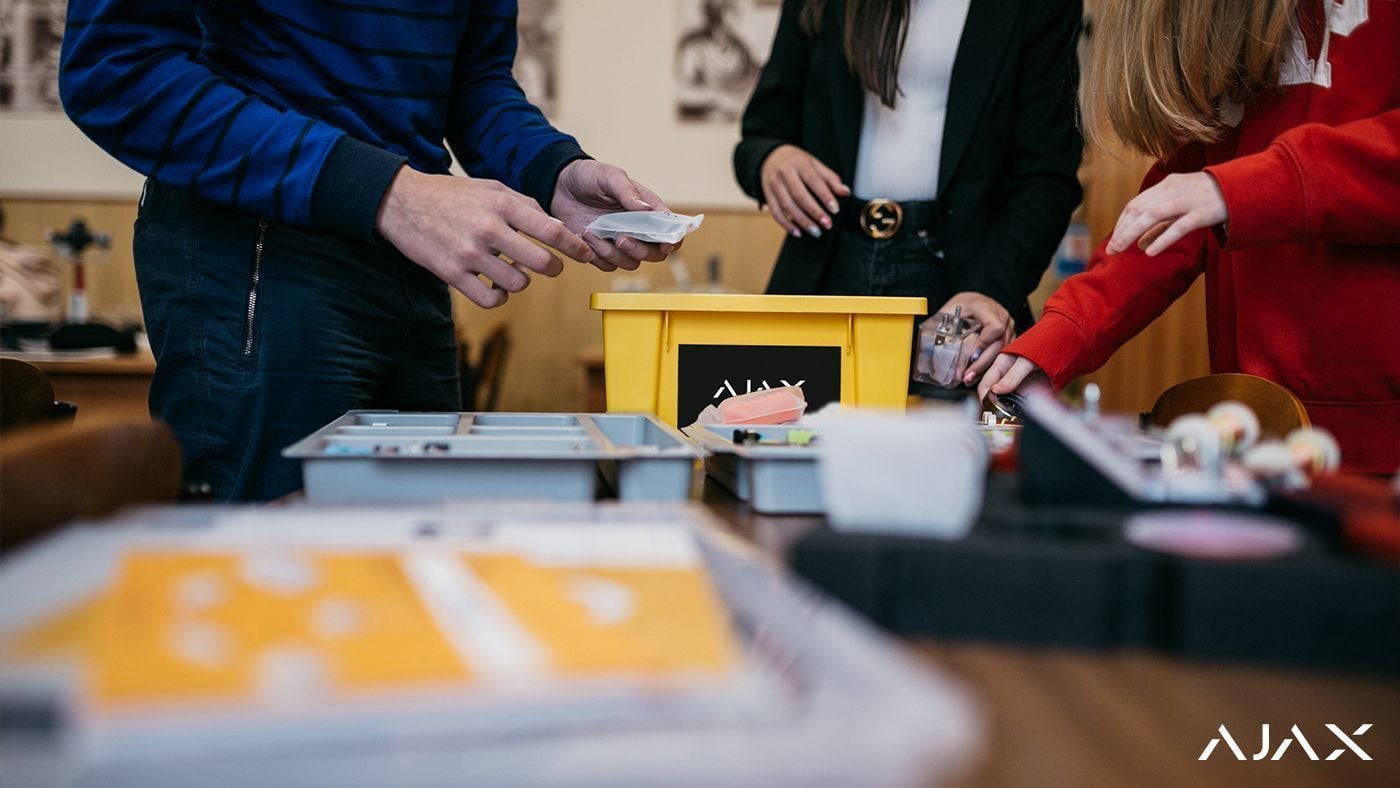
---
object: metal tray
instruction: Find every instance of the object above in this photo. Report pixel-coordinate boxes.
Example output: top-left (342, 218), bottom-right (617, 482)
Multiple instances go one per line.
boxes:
top-left (684, 424), bottom-right (823, 515)
top-left (284, 411), bottom-right (705, 503)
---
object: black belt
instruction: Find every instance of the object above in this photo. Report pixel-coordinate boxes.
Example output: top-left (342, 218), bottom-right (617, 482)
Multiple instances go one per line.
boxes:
top-left (838, 197), bottom-right (944, 239)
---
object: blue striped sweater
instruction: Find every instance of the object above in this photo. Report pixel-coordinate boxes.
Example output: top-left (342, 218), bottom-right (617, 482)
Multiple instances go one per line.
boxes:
top-left (59, 0), bottom-right (586, 241)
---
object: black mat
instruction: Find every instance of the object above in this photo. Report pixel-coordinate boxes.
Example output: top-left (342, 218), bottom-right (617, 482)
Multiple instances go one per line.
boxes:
top-left (789, 475), bottom-right (1400, 675)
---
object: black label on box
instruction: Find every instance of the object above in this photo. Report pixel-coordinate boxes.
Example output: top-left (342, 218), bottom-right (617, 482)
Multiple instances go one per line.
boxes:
top-left (677, 344), bottom-right (841, 426)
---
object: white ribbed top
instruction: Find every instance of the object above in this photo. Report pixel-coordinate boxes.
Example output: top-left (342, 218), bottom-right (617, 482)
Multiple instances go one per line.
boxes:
top-left (853, 0), bottom-right (971, 202)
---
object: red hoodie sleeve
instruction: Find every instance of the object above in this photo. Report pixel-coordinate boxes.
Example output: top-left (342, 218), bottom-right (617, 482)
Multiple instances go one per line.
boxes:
top-left (1206, 109), bottom-right (1400, 249)
top-left (1003, 150), bottom-right (1210, 388)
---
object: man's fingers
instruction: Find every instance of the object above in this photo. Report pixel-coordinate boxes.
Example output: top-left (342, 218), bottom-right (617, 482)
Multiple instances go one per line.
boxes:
top-left (616, 236), bottom-right (667, 264)
top-left (476, 254), bottom-right (531, 293)
top-left (780, 170), bottom-right (831, 232)
top-left (601, 167), bottom-right (653, 211)
top-left (583, 230), bottom-right (637, 271)
top-left (451, 272), bottom-right (510, 309)
top-left (492, 231), bottom-right (564, 277)
top-left (507, 202), bottom-right (593, 262)
top-left (632, 180), bottom-right (670, 214)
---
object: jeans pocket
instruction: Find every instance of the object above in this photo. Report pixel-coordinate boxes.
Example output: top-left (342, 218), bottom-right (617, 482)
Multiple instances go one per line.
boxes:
top-left (238, 218), bottom-right (270, 370)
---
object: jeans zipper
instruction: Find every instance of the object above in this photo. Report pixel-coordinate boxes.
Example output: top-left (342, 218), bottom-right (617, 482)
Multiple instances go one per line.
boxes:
top-left (243, 218), bottom-right (267, 358)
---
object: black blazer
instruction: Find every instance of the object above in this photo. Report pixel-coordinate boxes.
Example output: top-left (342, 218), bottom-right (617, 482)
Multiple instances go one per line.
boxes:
top-left (734, 0), bottom-right (1084, 327)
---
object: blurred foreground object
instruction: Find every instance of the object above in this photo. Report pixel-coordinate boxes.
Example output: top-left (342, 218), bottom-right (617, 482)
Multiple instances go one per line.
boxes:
top-left (0, 504), bottom-right (980, 787)
top-left (0, 419), bottom-right (180, 555)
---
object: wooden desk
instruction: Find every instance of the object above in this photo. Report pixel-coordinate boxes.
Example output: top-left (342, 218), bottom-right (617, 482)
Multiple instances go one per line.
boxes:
top-left (12, 352), bottom-right (155, 423)
top-left (700, 477), bottom-right (1400, 788)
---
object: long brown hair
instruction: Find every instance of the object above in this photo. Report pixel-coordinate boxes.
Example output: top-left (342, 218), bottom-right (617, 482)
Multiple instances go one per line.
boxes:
top-left (1082, 0), bottom-right (1301, 159)
top-left (802, 0), bottom-right (911, 108)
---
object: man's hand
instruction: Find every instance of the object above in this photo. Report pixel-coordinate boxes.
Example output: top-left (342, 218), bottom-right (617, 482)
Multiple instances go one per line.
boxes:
top-left (760, 144), bottom-right (851, 238)
top-left (551, 160), bottom-right (676, 272)
top-left (1107, 172), bottom-right (1228, 257)
top-left (976, 353), bottom-right (1048, 404)
top-left (375, 166), bottom-right (593, 309)
top-left (929, 291), bottom-right (1015, 386)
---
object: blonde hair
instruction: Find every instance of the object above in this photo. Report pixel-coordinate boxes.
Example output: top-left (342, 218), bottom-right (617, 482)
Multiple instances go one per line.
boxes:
top-left (1082, 0), bottom-right (1301, 159)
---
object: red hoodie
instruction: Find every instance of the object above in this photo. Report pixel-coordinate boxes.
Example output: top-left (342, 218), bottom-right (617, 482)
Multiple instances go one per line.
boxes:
top-left (1007, 0), bottom-right (1400, 474)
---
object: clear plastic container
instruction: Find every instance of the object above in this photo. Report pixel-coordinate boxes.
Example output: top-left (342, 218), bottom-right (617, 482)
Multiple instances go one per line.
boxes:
top-left (913, 309), bottom-right (982, 389)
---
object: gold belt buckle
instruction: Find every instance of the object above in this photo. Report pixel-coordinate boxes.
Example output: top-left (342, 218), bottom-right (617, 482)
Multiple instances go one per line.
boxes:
top-left (860, 199), bottom-right (903, 240)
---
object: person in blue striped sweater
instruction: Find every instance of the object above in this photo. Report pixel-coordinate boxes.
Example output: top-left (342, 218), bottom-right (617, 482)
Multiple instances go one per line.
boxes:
top-left (60, 0), bottom-right (677, 502)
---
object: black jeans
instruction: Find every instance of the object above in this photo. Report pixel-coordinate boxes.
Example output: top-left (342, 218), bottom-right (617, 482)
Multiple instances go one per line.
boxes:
top-left (818, 227), bottom-right (953, 301)
top-left (134, 181), bottom-right (459, 502)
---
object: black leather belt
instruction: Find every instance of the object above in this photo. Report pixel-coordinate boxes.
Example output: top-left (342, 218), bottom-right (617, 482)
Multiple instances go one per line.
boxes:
top-left (839, 197), bottom-right (943, 239)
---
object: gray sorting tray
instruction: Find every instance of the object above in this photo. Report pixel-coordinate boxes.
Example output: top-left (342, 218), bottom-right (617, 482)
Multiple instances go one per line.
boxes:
top-left (684, 424), bottom-right (823, 515)
top-left (285, 411), bottom-right (705, 503)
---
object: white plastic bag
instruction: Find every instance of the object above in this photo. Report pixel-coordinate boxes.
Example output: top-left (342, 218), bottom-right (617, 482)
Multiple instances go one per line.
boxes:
top-left (586, 210), bottom-right (704, 244)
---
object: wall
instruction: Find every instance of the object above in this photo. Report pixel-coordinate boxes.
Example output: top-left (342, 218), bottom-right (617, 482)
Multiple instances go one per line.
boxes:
top-left (1, 1), bottom-right (1209, 416)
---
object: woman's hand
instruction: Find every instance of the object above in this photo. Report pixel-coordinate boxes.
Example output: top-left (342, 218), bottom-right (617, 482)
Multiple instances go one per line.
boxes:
top-left (760, 144), bottom-right (851, 238)
top-left (1107, 172), bottom-right (1229, 256)
top-left (976, 353), bottom-right (1048, 403)
top-left (932, 292), bottom-right (1015, 385)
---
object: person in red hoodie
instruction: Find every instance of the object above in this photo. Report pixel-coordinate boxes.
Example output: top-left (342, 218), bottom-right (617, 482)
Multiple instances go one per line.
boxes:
top-left (978, 0), bottom-right (1400, 474)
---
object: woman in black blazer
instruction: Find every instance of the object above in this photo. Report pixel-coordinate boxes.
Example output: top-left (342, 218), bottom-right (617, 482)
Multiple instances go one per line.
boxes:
top-left (735, 0), bottom-right (1083, 386)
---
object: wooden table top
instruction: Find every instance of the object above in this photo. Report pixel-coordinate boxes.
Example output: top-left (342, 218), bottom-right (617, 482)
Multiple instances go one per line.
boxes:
top-left (3, 350), bottom-right (156, 376)
top-left (699, 476), bottom-right (1400, 787)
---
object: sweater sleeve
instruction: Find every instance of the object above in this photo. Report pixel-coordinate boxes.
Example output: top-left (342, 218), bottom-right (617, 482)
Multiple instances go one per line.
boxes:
top-left (1003, 153), bottom-right (1210, 388)
top-left (955, 0), bottom-right (1084, 314)
top-left (1205, 109), bottom-right (1400, 249)
top-left (58, 0), bottom-right (402, 240)
top-left (732, 0), bottom-right (813, 205)
top-left (446, 0), bottom-right (586, 213)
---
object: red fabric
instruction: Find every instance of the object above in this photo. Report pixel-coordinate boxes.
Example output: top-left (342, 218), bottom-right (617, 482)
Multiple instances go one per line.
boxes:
top-left (1007, 1), bottom-right (1400, 474)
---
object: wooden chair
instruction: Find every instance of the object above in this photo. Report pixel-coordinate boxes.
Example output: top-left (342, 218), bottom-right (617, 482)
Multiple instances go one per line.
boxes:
top-left (457, 324), bottom-right (512, 411)
top-left (0, 419), bottom-right (181, 555)
top-left (1147, 373), bottom-right (1310, 439)
top-left (0, 358), bottom-right (75, 433)
top-left (476, 324), bottom-right (511, 411)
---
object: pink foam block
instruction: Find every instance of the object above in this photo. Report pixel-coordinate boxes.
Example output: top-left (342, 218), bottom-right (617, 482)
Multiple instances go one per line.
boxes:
top-left (717, 386), bottom-right (808, 425)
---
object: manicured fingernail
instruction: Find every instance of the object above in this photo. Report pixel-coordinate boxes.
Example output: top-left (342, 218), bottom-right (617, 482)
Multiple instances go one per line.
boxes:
top-left (807, 226), bottom-right (822, 238)
top-left (791, 230), bottom-right (802, 238)
top-left (820, 216), bottom-right (832, 229)
top-left (970, 348), bottom-right (983, 363)
top-left (828, 201), bottom-right (840, 212)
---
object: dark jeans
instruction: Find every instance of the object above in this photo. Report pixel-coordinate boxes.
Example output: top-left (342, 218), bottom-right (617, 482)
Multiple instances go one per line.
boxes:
top-left (817, 227), bottom-right (953, 303)
top-left (134, 181), bottom-right (459, 502)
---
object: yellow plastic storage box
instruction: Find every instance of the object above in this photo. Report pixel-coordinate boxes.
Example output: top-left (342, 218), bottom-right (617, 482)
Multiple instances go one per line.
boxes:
top-left (591, 293), bottom-right (927, 427)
